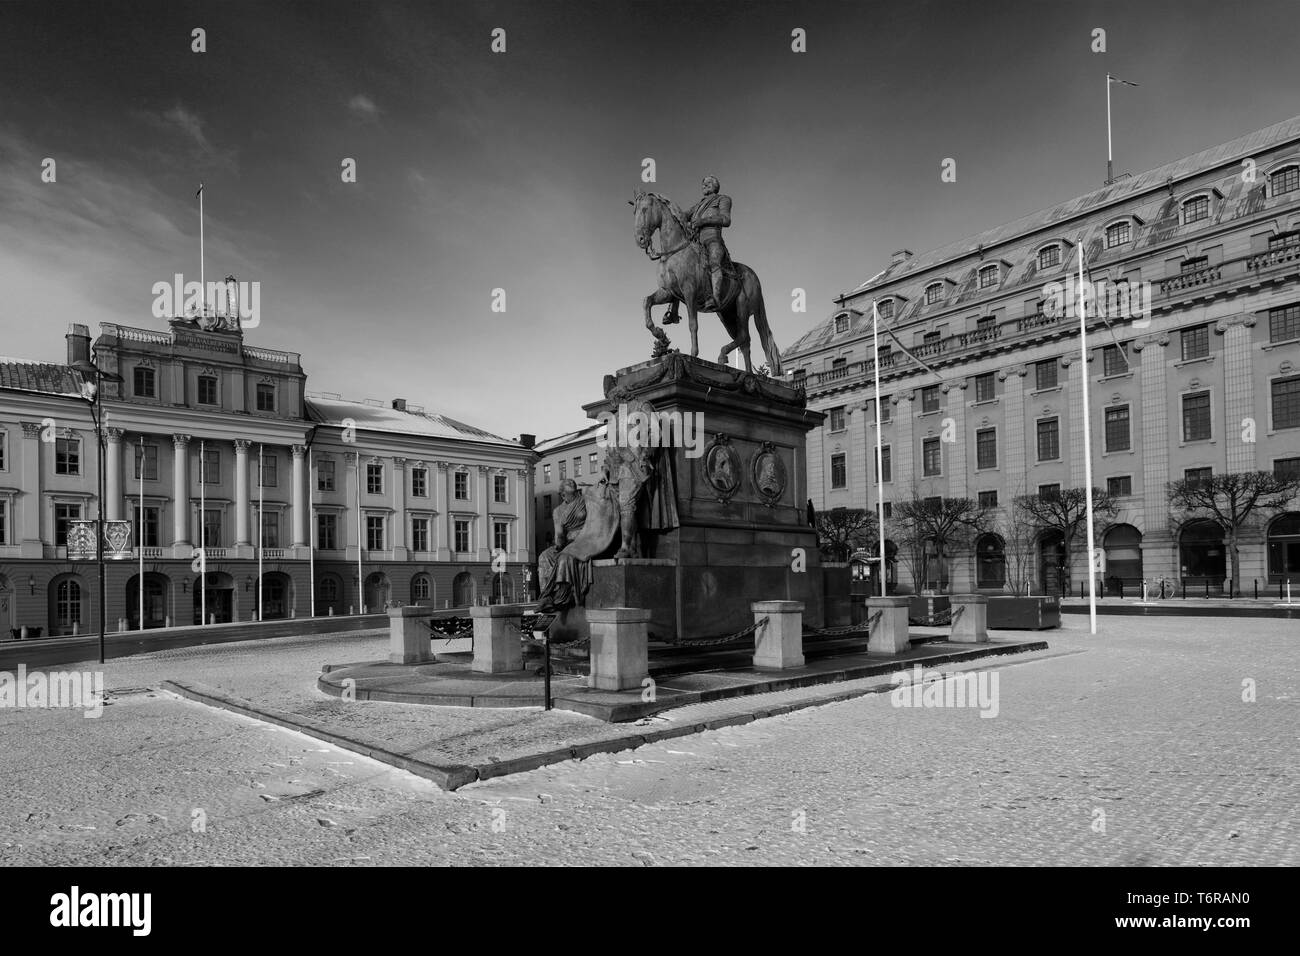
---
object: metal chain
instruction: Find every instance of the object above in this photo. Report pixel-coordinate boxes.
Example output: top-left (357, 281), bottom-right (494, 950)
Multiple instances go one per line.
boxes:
top-left (652, 616), bottom-right (768, 648)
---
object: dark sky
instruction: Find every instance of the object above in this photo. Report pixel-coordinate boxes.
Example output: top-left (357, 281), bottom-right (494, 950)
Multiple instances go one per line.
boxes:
top-left (2, 0), bottom-right (1298, 438)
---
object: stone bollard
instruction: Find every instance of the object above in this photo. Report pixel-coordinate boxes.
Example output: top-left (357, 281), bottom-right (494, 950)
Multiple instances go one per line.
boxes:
top-left (586, 607), bottom-right (650, 691)
top-left (750, 600), bottom-right (805, 670)
top-left (864, 596), bottom-right (911, 654)
top-left (949, 594), bottom-right (989, 643)
top-left (471, 604), bottom-right (525, 674)
top-left (388, 605), bottom-right (435, 664)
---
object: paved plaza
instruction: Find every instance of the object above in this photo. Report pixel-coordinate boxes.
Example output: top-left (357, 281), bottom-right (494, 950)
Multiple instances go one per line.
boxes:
top-left (0, 614), bottom-right (1295, 866)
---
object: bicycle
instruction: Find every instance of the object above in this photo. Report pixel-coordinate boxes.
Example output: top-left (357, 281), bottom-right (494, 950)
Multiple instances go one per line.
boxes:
top-left (1143, 576), bottom-right (1176, 600)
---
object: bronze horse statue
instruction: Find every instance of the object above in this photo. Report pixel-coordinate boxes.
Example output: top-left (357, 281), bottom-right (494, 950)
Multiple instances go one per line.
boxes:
top-left (631, 189), bottom-right (783, 375)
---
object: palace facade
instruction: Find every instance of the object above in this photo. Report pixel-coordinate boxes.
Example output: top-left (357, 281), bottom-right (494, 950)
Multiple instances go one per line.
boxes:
top-left (0, 319), bottom-right (536, 636)
top-left (785, 115), bottom-right (1300, 595)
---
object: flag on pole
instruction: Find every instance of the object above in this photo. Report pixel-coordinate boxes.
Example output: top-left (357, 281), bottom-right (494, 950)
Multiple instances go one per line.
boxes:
top-left (1107, 74), bottom-right (1139, 87)
top-left (196, 183), bottom-right (204, 196)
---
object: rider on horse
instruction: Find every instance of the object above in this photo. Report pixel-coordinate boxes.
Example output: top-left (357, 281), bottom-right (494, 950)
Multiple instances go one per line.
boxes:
top-left (686, 175), bottom-right (732, 312)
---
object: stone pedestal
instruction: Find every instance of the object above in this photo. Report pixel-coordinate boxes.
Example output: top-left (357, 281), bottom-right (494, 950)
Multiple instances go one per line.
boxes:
top-left (865, 596), bottom-right (911, 655)
top-left (587, 607), bottom-right (650, 691)
top-left (471, 604), bottom-right (525, 674)
top-left (581, 354), bottom-right (832, 642)
top-left (949, 594), bottom-right (989, 643)
top-left (389, 606), bottom-right (436, 664)
top-left (751, 600), bottom-right (805, 670)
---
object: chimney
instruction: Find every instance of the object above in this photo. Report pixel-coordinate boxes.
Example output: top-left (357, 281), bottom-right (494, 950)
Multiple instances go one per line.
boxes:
top-left (890, 249), bottom-right (913, 266)
top-left (391, 398), bottom-right (407, 411)
top-left (518, 433), bottom-right (536, 449)
top-left (66, 323), bottom-right (91, 367)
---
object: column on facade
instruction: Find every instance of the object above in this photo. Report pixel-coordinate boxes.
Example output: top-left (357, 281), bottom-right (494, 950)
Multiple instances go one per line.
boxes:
top-left (105, 427), bottom-right (124, 521)
top-left (434, 460), bottom-right (450, 561)
top-left (514, 467), bottom-right (530, 561)
top-left (807, 417), bottom-right (826, 506)
top-left (945, 383), bottom-right (968, 499)
top-left (893, 393), bottom-right (915, 490)
top-left (20, 423), bottom-right (42, 548)
top-left (172, 434), bottom-right (191, 547)
top-left (477, 465), bottom-right (491, 561)
top-left (234, 439), bottom-right (251, 546)
top-left (291, 444), bottom-right (307, 547)
top-left (1000, 367), bottom-right (1028, 495)
top-left (1135, 335), bottom-right (1174, 577)
top-left (1219, 315), bottom-right (1257, 474)
top-left (847, 405), bottom-right (867, 509)
top-left (391, 457), bottom-right (406, 555)
top-left (1065, 353), bottom-right (1088, 488)
top-left (343, 451), bottom-right (359, 559)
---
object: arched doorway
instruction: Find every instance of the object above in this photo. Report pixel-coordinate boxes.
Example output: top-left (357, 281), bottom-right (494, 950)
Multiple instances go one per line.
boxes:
top-left (125, 572), bottom-right (170, 629)
top-left (452, 571), bottom-right (474, 608)
top-left (410, 573), bottom-right (433, 605)
top-left (48, 573), bottom-right (85, 636)
top-left (1266, 512), bottom-right (1300, 582)
top-left (260, 572), bottom-right (292, 620)
top-left (975, 533), bottom-right (1006, 590)
top-left (1103, 524), bottom-right (1143, 594)
top-left (317, 574), bottom-right (343, 616)
top-left (195, 571), bottom-right (235, 624)
top-left (1038, 530), bottom-right (1066, 596)
top-left (1179, 519), bottom-right (1225, 587)
top-left (491, 572), bottom-right (514, 604)
top-left (0, 575), bottom-right (13, 637)
top-left (364, 572), bottom-right (389, 613)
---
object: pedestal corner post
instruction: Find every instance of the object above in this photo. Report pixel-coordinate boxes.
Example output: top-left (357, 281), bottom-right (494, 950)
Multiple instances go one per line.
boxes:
top-left (388, 605), bottom-right (434, 664)
top-left (864, 596), bottom-right (911, 654)
top-left (471, 603), bottom-right (525, 673)
top-left (949, 593), bottom-right (989, 643)
top-left (750, 600), bottom-right (805, 670)
top-left (586, 607), bottom-right (650, 691)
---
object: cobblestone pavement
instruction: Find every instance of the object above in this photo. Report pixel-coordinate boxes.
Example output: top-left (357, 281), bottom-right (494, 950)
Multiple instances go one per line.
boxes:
top-left (0, 615), bottom-right (1294, 865)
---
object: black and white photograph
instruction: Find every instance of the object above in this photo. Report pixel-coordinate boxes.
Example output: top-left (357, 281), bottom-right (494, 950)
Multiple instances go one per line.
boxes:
top-left (0, 0), bottom-right (1294, 920)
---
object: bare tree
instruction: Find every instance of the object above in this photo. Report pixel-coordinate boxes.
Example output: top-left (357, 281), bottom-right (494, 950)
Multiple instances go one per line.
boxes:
top-left (893, 495), bottom-right (990, 592)
top-left (1167, 470), bottom-right (1300, 593)
top-left (1001, 496), bottom-right (1040, 595)
top-left (1015, 487), bottom-right (1118, 590)
top-left (815, 506), bottom-right (877, 562)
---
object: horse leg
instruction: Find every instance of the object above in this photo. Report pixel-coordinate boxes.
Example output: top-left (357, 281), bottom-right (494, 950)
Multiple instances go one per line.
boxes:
top-left (686, 298), bottom-right (700, 359)
top-left (644, 288), bottom-right (674, 333)
top-left (748, 279), bottom-right (783, 376)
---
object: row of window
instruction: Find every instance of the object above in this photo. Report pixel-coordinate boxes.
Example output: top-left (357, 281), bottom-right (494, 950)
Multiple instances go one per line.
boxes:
top-left (540, 452), bottom-right (601, 485)
top-left (130, 368), bottom-right (278, 411)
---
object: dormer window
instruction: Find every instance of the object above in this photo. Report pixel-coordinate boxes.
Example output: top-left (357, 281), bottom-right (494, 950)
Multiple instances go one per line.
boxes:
top-left (1105, 221), bottom-right (1132, 248)
top-left (1037, 244), bottom-right (1061, 270)
top-left (834, 313), bottom-right (850, 334)
top-left (978, 264), bottom-right (999, 289)
top-left (1182, 195), bottom-right (1210, 225)
top-left (1270, 165), bottom-right (1300, 197)
top-left (877, 299), bottom-right (895, 320)
top-left (925, 282), bottom-right (944, 305)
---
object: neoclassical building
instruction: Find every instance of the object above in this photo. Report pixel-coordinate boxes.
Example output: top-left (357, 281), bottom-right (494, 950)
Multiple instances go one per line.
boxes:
top-left (0, 319), bottom-right (536, 636)
top-left (786, 114), bottom-right (1300, 595)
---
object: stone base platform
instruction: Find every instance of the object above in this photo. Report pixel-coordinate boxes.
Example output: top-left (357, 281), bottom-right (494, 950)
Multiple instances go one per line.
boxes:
top-left (318, 635), bottom-right (1048, 723)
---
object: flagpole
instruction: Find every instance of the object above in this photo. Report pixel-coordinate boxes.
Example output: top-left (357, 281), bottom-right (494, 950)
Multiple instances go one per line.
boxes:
top-left (1106, 75), bottom-right (1113, 184)
top-left (198, 183), bottom-right (205, 317)
top-left (1077, 244), bottom-right (1098, 635)
top-left (309, 446), bottom-right (316, 618)
top-left (872, 301), bottom-right (887, 597)
top-left (356, 455), bottom-right (364, 614)
top-left (138, 436), bottom-right (144, 631)
top-left (258, 443), bottom-right (264, 622)
top-left (200, 440), bottom-right (206, 627)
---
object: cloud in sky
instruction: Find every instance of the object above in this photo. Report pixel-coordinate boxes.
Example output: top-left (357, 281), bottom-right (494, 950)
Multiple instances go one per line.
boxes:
top-left (347, 94), bottom-right (380, 119)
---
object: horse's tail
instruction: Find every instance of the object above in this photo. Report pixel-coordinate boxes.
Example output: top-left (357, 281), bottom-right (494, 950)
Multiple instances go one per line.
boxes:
top-left (750, 279), bottom-right (784, 377)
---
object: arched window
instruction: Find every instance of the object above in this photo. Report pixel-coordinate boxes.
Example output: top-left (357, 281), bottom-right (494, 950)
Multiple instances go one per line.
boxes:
top-left (1105, 220), bottom-right (1132, 248)
top-left (1270, 165), bottom-right (1299, 197)
top-left (975, 533), bottom-right (1006, 589)
top-left (925, 282), bottom-right (944, 305)
top-left (877, 299), bottom-right (895, 320)
top-left (411, 573), bottom-right (431, 603)
top-left (55, 577), bottom-right (82, 630)
top-left (1037, 244), bottom-right (1061, 270)
top-left (978, 263), bottom-right (999, 289)
top-left (1102, 524), bottom-right (1143, 586)
top-left (452, 571), bottom-right (474, 608)
top-left (491, 572), bottom-right (514, 604)
top-left (1182, 194), bottom-right (1211, 225)
top-left (1267, 512), bottom-right (1300, 579)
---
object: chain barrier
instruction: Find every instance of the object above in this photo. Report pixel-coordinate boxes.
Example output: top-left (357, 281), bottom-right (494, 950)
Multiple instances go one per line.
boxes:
top-left (651, 616), bottom-right (768, 648)
top-left (804, 610), bottom-right (882, 638)
top-left (425, 617), bottom-right (473, 641)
